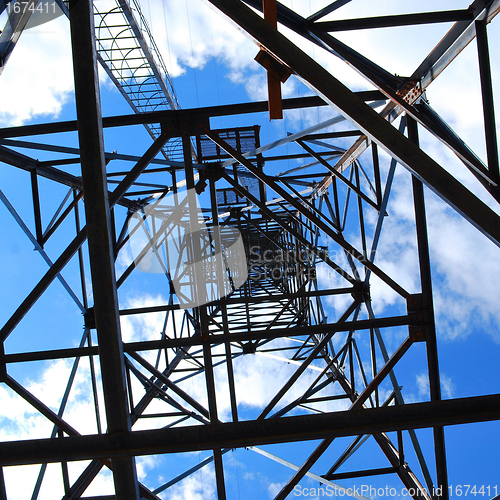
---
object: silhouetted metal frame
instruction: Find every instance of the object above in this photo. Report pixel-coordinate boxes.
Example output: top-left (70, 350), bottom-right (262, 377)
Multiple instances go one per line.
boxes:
top-left (0, 1), bottom-right (499, 498)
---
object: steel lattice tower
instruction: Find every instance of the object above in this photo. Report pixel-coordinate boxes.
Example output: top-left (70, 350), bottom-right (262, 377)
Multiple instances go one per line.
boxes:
top-left (0, 0), bottom-right (499, 499)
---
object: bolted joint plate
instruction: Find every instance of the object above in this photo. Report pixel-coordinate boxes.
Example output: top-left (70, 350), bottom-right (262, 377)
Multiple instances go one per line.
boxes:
top-left (84, 308), bottom-right (96, 330)
top-left (396, 80), bottom-right (423, 105)
top-left (161, 116), bottom-right (211, 137)
top-left (242, 341), bottom-right (257, 354)
top-left (406, 293), bottom-right (433, 342)
top-left (0, 342), bottom-right (6, 382)
top-left (255, 48), bottom-right (292, 83)
top-left (351, 281), bottom-right (370, 302)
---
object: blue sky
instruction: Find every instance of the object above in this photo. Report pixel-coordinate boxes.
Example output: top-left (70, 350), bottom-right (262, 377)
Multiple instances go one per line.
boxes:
top-left (0, 1), bottom-right (499, 499)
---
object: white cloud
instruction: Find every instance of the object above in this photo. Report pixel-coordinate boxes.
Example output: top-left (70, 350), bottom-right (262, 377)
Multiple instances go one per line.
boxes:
top-left (440, 374), bottom-right (455, 399)
top-left (140, 0), bottom-right (258, 80)
top-left (137, 455), bottom-right (159, 482)
top-left (3, 463), bottom-right (64, 500)
top-left (161, 465), bottom-right (216, 500)
top-left (268, 481), bottom-right (285, 497)
top-left (0, 16), bottom-right (74, 126)
top-left (0, 384), bottom-right (45, 435)
top-left (416, 372), bottom-right (454, 400)
top-left (120, 293), bottom-right (169, 343)
top-left (416, 372), bottom-right (429, 398)
top-left (26, 359), bottom-right (77, 410)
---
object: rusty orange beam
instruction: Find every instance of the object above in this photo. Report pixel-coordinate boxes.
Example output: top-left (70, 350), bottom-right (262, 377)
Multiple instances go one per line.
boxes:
top-left (263, 0), bottom-right (282, 119)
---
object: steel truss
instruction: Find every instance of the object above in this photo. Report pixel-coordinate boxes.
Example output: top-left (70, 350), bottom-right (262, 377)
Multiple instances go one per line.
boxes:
top-left (0, 1), bottom-right (499, 499)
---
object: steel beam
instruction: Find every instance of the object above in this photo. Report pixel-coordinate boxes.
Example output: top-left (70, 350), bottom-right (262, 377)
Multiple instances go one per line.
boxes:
top-left (0, 144), bottom-right (140, 211)
top-left (476, 19), bottom-right (500, 183)
top-left (412, 0), bottom-right (500, 88)
top-left (0, 188), bottom-right (85, 312)
top-left (0, 93), bottom-right (384, 139)
top-left (68, 0), bottom-right (139, 496)
top-left (306, 0), bottom-right (352, 23)
top-left (0, 394), bottom-right (498, 466)
top-left (0, 0), bottom-right (37, 75)
top-left (408, 117), bottom-right (448, 500)
top-left (296, 138), bottom-right (379, 210)
top-left (275, 437), bottom-right (334, 500)
top-left (3, 313), bottom-right (415, 364)
top-left (313, 10), bottom-right (472, 32)
top-left (0, 138), bottom-right (174, 166)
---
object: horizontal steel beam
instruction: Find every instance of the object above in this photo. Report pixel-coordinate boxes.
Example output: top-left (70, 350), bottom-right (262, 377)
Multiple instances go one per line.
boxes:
top-left (4, 314), bottom-right (414, 363)
top-left (313, 10), bottom-right (472, 32)
top-left (0, 145), bottom-right (140, 210)
top-left (0, 393), bottom-right (498, 466)
top-left (0, 145), bottom-right (81, 189)
top-left (0, 93), bottom-right (384, 138)
top-left (0, 138), bottom-right (173, 166)
top-left (119, 286), bottom-right (359, 313)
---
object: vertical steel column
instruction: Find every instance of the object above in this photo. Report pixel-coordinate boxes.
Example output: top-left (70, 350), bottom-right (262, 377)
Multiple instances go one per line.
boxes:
top-left (182, 135), bottom-right (227, 499)
top-left (475, 19), bottom-right (500, 184)
top-left (68, 0), bottom-right (139, 497)
top-left (0, 344), bottom-right (7, 499)
top-left (0, 466), bottom-right (6, 500)
top-left (408, 116), bottom-right (448, 500)
top-left (208, 172), bottom-right (239, 422)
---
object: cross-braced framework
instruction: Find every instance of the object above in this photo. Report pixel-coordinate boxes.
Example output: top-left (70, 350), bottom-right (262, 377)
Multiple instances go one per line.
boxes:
top-left (0, 0), bottom-right (499, 499)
